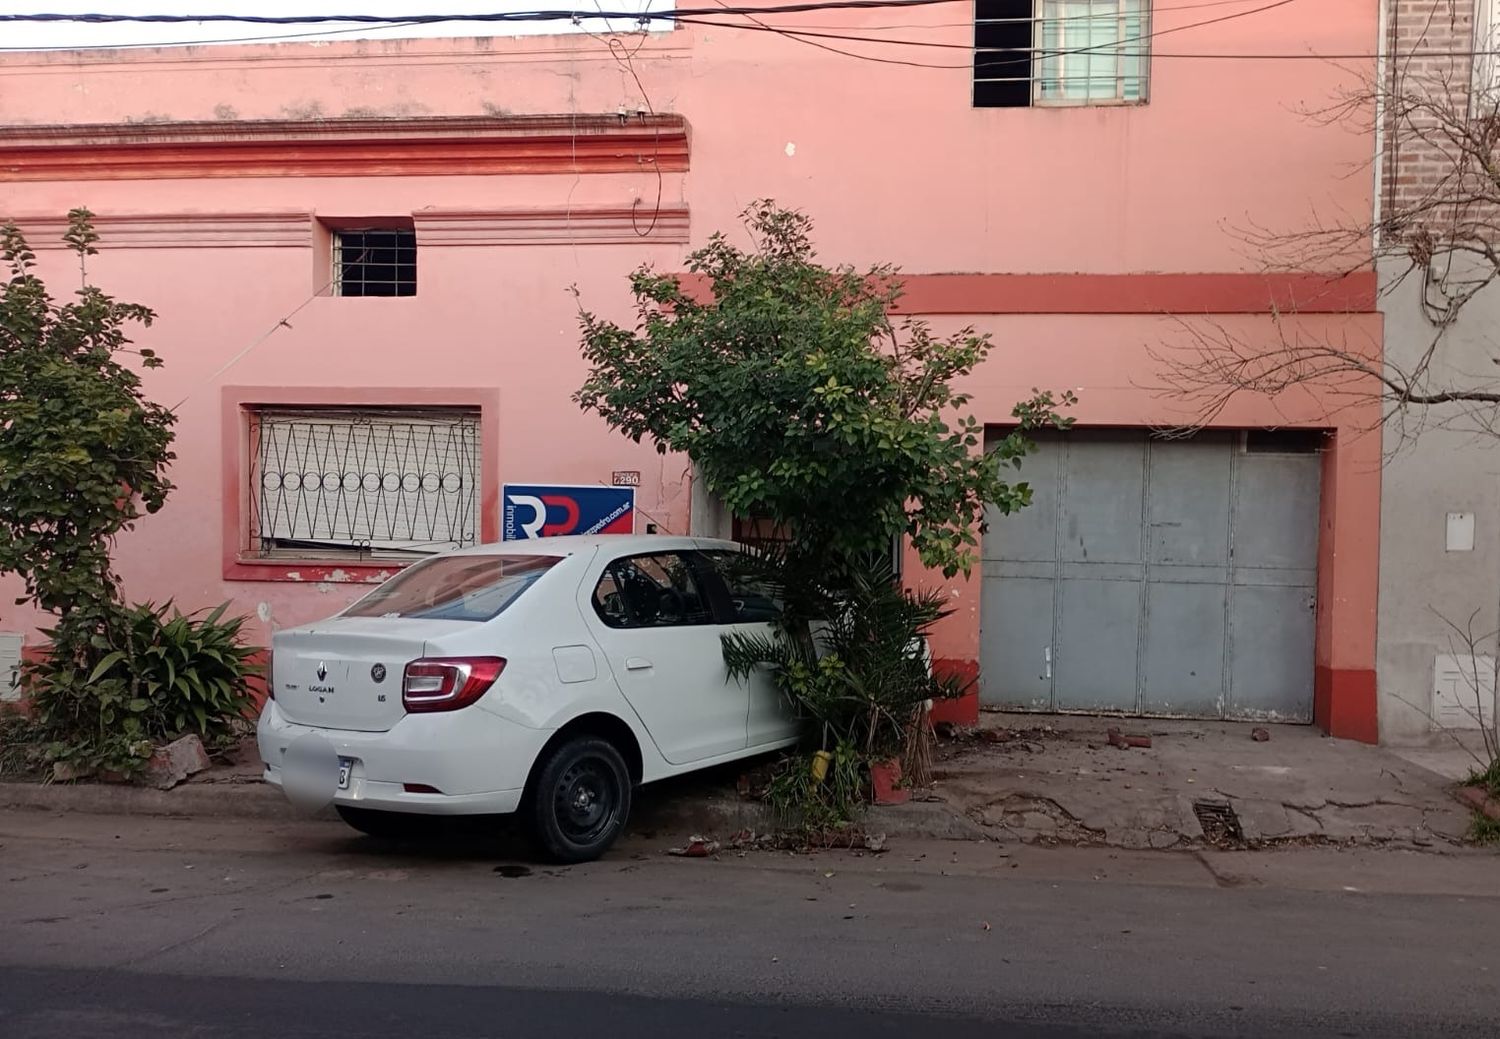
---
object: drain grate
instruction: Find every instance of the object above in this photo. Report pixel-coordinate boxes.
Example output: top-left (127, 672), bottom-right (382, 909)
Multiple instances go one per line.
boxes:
top-left (1193, 800), bottom-right (1244, 844)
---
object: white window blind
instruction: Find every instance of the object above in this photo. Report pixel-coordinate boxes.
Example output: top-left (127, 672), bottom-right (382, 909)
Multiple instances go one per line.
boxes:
top-left (0, 633), bottom-right (22, 704)
top-left (1477, 0), bottom-right (1500, 98)
top-left (250, 408), bottom-right (481, 558)
top-left (1036, 0), bottom-right (1149, 104)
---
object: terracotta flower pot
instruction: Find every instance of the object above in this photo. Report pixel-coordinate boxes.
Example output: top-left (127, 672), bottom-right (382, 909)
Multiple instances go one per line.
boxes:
top-left (869, 757), bottom-right (909, 806)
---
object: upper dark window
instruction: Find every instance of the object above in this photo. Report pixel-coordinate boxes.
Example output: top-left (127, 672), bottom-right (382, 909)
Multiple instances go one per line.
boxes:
top-left (1244, 430), bottom-right (1325, 455)
top-left (975, 0), bottom-right (1151, 109)
top-left (333, 227), bottom-right (416, 297)
top-left (592, 553), bottom-right (715, 629)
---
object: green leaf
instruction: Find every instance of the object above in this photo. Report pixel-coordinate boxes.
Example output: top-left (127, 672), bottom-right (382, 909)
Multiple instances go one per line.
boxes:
top-left (87, 651), bottom-right (126, 684)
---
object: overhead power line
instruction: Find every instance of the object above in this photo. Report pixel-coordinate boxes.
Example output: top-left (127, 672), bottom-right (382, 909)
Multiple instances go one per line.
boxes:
top-left (6, 1), bottom-right (1500, 67)
top-left (0, 1), bottom-right (962, 26)
top-left (0, 0), bottom-right (1296, 48)
top-left (0, 0), bottom-right (1293, 63)
top-left (687, 0), bottom-right (1301, 71)
top-left (705, 0), bottom-right (1296, 57)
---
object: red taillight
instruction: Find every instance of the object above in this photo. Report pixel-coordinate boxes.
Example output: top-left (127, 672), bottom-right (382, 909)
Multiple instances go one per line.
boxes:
top-left (402, 657), bottom-right (505, 713)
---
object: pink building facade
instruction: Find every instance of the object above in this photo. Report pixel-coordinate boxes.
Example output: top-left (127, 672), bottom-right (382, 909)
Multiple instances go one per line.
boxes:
top-left (0, 2), bottom-right (1385, 739)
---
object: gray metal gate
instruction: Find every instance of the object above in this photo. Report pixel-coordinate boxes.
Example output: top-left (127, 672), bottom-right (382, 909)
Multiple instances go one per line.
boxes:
top-left (979, 430), bottom-right (1320, 721)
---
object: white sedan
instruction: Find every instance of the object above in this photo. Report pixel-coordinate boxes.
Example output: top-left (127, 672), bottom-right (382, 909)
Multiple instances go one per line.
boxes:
top-left (258, 535), bottom-right (800, 862)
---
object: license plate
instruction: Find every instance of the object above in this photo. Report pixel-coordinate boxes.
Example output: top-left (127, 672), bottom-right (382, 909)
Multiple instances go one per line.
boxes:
top-left (337, 758), bottom-right (352, 791)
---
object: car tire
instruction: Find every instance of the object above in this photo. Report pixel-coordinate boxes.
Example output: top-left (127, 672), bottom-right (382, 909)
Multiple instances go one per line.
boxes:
top-left (335, 805), bottom-right (428, 841)
top-left (527, 736), bottom-right (632, 864)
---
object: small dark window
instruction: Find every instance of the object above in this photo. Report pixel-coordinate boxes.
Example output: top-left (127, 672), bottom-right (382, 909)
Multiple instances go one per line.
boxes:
top-left (334, 228), bottom-right (416, 297)
top-left (592, 553), bottom-right (715, 629)
top-left (1244, 430), bottom-right (1324, 455)
top-left (974, 0), bottom-right (1035, 108)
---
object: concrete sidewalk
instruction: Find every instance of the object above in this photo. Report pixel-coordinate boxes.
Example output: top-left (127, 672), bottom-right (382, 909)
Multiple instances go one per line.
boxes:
top-left (927, 712), bottom-right (1481, 849)
top-left (0, 742), bottom-right (979, 842)
top-left (1, 717), bottom-right (1487, 851)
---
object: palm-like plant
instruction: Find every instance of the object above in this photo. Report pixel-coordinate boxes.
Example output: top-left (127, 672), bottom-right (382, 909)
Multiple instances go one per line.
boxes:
top-left (721, 551), bottom-right (960, 760)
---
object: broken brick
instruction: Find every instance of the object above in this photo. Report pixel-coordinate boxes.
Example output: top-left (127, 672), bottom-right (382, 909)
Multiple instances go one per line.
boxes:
top-left (141, 734), bottom-right (211, 791)
top-left (1455, 785), bottom-right (1500, 822)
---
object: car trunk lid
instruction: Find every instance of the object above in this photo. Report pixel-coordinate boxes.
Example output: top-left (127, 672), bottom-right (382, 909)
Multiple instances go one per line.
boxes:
top-left (271, 617), bottom-right (471, 732)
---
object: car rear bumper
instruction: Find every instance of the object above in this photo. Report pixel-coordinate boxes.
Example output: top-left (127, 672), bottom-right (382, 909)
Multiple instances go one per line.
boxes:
top-left (257, 700), bottom-right (548, 816)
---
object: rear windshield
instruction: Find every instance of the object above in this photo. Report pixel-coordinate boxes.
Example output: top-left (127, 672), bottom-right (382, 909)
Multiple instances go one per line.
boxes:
top-left (344, 554), bottom-right (563, 622)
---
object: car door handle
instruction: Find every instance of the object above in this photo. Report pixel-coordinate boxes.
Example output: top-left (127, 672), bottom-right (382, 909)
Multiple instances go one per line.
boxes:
top-left (624, 657), bottom-right (653, 672)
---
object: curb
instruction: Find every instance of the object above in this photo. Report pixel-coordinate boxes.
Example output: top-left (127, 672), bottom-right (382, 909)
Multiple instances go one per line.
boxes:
top-left (1454, 784), bottom-right (1500, 822)
top-left (0, 780), bottom-right (989, 842)
top-left (630, 793), bottom-right (990, 842)
top-left (0, 779), bottom-right (323, 820)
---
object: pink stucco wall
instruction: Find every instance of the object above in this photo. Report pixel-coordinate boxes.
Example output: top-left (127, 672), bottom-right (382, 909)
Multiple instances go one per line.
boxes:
top-left (0, 1), bottom-right (1384, 734)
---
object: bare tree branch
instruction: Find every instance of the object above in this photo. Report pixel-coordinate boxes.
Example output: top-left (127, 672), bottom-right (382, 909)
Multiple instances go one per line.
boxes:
top-left (1155, 56), bottom-right (1500, 451)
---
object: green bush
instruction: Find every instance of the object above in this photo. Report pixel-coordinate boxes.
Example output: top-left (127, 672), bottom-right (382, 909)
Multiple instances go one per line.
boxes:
top-left (766, 741), bottom-right (866, 837)
top-left (720, 553), bottom-right (975, 826)
top-left (27, 601), bottom-right (260, 775)
top-left (1470, 759), bottom-right (1500, 799)
top-left (0, 711), bottom-right (46, 777)
top-left (723, 561), bottom-right (960, 763)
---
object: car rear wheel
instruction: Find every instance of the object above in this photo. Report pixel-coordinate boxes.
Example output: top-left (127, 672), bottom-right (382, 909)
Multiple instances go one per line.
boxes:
top-left (527, 736), bottom-right (631, 863)
top-left (335, 805), bottom-right (428, 841)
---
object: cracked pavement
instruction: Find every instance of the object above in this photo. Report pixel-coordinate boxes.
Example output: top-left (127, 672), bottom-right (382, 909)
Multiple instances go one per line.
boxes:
top-left (926, 714), bottom-right (1480, 850)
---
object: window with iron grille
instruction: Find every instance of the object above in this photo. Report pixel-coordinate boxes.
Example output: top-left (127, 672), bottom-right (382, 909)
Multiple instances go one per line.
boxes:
top-left (248, 408), bottom-right (480, 560)
top-left (974, 0), bottom-right (1150, 108)
top-left (332, 227), bottom-right (417, 297)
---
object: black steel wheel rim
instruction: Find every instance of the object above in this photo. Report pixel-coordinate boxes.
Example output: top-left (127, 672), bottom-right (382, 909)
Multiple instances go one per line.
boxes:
top-left (553, 756), bottom-right (620, 845)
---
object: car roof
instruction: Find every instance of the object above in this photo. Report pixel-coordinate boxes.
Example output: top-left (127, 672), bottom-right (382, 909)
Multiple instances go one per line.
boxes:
top-left (444, 534), bottom-right (740, 558)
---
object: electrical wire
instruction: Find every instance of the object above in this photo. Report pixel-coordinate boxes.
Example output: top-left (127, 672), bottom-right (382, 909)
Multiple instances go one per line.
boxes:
top-left (6, 0), bottom-right (1500, 67)
top-left (0, 19), bottom-right (434, 50)
top-left (692, 5), bottom-right (955, 69)
top-left (0, 0), bottom-right (1294, 49)
top-left (570, 0), bottom-right (666, 236)
top-left (718, 0), bottom-right (1301, 66)
top-left (6, 2), bottom-right (1500, 66)
top-left (604, 35), bottom-right (666, 236)
top-left (0, 2), bottom-right (966, 26)
top-left (679, 0), bottom-right (1298, 71)
top-left (795, 0), bottom-right (1307, 30)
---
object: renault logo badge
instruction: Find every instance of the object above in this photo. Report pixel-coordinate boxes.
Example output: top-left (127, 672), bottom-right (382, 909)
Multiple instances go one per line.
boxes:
top-left (316, 662), bottom-right (328, 682)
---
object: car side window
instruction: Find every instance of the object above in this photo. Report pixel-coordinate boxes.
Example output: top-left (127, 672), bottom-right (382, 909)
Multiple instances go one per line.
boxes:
top-left (592, 552), bottom-right (715, 629)
top-left (703, 551), bottom-right (783, 624)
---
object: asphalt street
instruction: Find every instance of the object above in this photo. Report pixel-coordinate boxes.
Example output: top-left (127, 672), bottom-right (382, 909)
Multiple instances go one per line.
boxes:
top-left (2, 810), bottom-right (1498, 1038)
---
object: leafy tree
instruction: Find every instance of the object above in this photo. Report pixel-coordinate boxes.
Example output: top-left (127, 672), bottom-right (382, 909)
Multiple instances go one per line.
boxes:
top-left (575, 201), bottom-right (1073, 581)
top-left (0, 210), bottom-right (175, 645)
top-left (577, 204), bottom-right (1074, 822)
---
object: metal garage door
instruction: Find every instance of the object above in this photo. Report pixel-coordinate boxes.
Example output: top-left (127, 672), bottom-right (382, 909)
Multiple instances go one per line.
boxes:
top-left (979, 430), bottom-right (1320, 721)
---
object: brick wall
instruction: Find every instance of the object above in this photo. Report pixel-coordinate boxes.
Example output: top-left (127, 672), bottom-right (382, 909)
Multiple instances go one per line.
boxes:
top-left (1382, 0), bottom-right (1482, 224)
